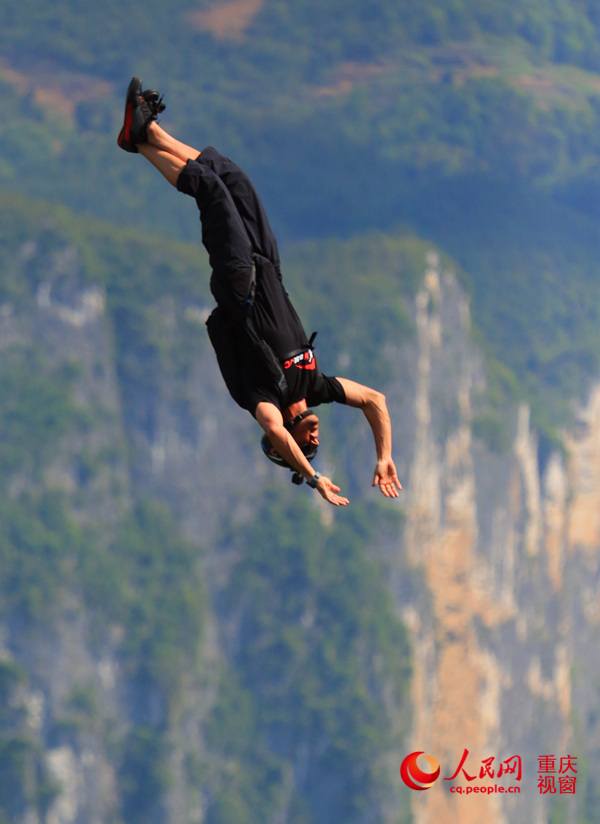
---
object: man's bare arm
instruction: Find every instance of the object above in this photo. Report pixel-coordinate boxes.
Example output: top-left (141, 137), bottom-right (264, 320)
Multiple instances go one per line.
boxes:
top-left (335, 378), bottom-right (402, 498)
top-left (255, 402), bottom-right (349, 506)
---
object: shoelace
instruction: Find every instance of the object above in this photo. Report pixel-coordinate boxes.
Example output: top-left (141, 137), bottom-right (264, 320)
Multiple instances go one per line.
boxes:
top-left (142, 90), bottom-right (166, 117)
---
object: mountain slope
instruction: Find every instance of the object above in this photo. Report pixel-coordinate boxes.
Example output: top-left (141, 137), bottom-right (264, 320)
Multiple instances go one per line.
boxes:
top-left (0, 192), bottom-right (415, 824)
top-left (0, 1), bottom-right (598, 246)
top-left (2, 191), bottom-right (600, 823)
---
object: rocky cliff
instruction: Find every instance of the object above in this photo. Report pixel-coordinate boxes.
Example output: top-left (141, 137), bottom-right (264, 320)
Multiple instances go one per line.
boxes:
top-left (399, 254), bottom-right (599, 824)
top-left (0, 212), bottom-right (597, 824)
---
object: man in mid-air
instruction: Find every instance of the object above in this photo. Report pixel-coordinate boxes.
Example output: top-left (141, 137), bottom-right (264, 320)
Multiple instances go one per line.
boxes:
top-left (118, 78), bottom-right (401, 507)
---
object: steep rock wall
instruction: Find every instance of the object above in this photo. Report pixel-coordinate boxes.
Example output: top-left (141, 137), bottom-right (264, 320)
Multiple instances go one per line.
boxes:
top-left (398, 254), bottom-right (598, 824)
top-left (0, 235), bottom-right (598, 824)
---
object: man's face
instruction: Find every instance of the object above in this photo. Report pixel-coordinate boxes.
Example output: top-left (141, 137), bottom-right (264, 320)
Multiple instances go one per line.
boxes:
top-left (291, 413), bottom-right (320, 449)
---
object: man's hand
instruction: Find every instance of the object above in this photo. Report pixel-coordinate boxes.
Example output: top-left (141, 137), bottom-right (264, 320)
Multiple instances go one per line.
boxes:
top-left (256, 403), bottom-right (349, 504)
top-left (335, 378), bottom-right (402, 499)
top-left (373, 458), bottom-right (402, 498)
top-left (316, 476), bottom-right (349, 506)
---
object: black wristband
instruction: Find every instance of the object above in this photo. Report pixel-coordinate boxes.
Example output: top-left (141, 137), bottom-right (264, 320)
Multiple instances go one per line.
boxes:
top-left (307, 471), bottom-right (321, 489)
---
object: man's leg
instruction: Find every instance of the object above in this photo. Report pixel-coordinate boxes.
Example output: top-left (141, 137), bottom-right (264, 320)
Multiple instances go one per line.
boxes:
top-left (119, 80), bottom-right (276, 264)
top-left (138, 126), bottom-right (280, 270)
top-left (137, 123), bottom-right (254, 315)
top-left (197, 147), bottom-right (281, 270)
top-left (137, 121), bottom-right (201, 187)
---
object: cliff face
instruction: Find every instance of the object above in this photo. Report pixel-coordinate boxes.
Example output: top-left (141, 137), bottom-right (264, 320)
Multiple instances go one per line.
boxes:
top-left (0, 233), bottom-right (233, 824)
top-left (399, 254), bottom-right (599, 824)
top-left (0, 226), bottom-right (598, 824)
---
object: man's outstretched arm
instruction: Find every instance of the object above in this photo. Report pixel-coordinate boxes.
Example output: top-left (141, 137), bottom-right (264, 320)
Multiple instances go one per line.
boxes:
top-left (256, 402), bottom-right (349, 506)
top-left (335, 378), bottom-right (402, 498)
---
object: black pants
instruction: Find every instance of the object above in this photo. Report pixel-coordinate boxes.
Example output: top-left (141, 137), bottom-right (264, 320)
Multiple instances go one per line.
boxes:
top-left (177, 146), bottom-right (280, 318)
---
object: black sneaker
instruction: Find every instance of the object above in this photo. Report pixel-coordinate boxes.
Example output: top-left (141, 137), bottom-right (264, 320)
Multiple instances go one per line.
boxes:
top-left (117, 77), bottom-right (165, 153)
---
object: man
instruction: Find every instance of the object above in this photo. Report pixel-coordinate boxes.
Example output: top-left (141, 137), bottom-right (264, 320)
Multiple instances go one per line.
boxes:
top-left (118, 78), bottom-right (401, 507)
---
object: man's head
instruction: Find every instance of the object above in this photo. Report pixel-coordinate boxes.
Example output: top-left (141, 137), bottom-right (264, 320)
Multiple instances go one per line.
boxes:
top-left (261, 409), bottom-right (320, 484)
top-left (287, 410), bottom-right (320, 449)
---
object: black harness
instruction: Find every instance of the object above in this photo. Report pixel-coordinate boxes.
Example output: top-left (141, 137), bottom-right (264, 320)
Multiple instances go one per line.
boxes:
top-left (243, 257), bottom-right (317, 395)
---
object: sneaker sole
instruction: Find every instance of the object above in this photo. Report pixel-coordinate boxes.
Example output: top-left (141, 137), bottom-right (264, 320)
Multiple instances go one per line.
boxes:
top-left (117, 125), bottom-right (138, 153)
top-left (122, 76), bottom-right (142, 144)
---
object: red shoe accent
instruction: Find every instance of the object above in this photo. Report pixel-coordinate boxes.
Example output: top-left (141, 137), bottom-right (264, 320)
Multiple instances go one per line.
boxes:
top-left (117, 125), bottom-right (138, 153)
top-left (123, 103), bottom-right (133, 142)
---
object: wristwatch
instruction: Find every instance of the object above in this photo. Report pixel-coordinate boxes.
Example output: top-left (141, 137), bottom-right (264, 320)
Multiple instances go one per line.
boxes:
top-left (307, 471), bottom-right (321, 488)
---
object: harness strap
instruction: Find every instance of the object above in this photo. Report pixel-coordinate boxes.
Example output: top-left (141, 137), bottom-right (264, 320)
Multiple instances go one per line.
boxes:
top-left (243, 265), bottom-right (287, 392)
top-left (244, 259), bottom-right (257, 308)
top-left (281, 332), bottom-right (318, 365)
top-left (242, 256), bottom-right (318, 394)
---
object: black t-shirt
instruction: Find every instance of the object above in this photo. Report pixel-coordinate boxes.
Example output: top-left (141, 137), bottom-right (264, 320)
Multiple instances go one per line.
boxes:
top-left (246, 347), bottom-right (346, 417)
top-left (207, 257), bottom-right (346, 415)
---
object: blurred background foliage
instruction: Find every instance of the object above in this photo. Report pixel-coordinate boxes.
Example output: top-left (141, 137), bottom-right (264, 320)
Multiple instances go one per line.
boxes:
top-left (0, 0), bottom-right (599, 819)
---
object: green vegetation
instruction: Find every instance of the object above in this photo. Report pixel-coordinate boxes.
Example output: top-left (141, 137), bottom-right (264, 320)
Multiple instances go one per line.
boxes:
top-left (119, 725), bottom-right (171, 824)
top-left (287, 232), bottom-right (423, 387)
top-left (0, 0), bottom-right (597, 447)
top-left (0, 198), bottom-right (209, 649)
top-left (0, 1), bottom-right (599, 819)
top-left (0, 662), bottom-right (60, 822)
top-left (104, 500), bottom-right (206, 691)
top-left (0, 350), bottom-right (79, 476)
top-left (0, 0), bottom-right (598, 430)
top-left (0, 198), bottom-right (210, 821)
top-left (0, 491), bottom-right (82, 621)
top-left (403, 176), bottom-right (600, 426)
top-left (0, 189), bottom-right (417, 821)
top-left (0, 0), bottom-right (598, 81)
top-left (0, 0), bottom-right (599, 247)
top-left (472, 410), bottom-right (510, 453)
top-left (204, 489), bottom-right (411, 824)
